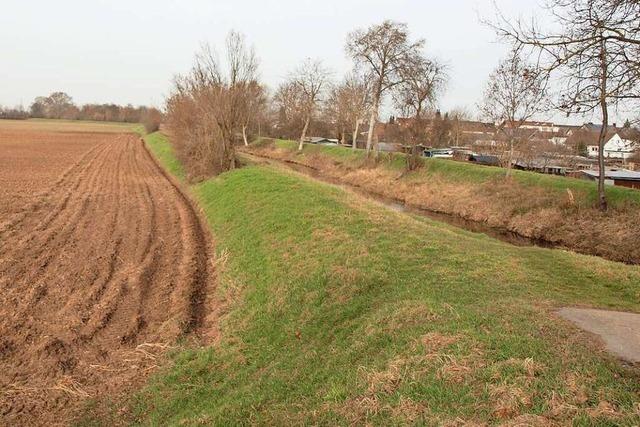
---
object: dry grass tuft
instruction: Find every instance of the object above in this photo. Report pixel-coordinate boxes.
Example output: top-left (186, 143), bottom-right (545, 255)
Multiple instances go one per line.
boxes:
top-left (437, 355), bottom-right (477, 384)
top-left (490, 383), bottom-right (534, 419)
top-left (500, 414), bottom-right (555, 426)
top-left (492, 357), bottom-right (546, 381)
top-left (585, 400), bottom-right (621, 418)
top-left (420, 332), bottom-right (460, 352)
top-left (360, 360), bottom-right (403, 396)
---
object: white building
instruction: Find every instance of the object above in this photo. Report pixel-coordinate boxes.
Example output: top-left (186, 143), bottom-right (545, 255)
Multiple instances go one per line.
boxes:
top-left (520, 121), bottom-right (560, 133)
top-left (587, 133), bottom-right (638, 159)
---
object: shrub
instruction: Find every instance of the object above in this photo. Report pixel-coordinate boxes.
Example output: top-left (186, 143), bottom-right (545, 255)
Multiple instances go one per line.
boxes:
top-left (142, 108), bottom-right (163, 133)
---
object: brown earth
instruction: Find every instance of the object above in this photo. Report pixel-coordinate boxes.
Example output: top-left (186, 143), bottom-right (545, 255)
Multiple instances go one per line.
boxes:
top-left (0, 127), bottom-right (216, 425)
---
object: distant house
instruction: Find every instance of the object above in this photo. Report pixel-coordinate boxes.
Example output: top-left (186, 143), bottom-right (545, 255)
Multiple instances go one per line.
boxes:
top-left (580, 122), bottom-right (621, 134)
top-left (518, 121), bottom-right (559, 133)
top-left (581, 169), bottom-right (640, 189)
top-left (550, 136), bottom-right (568, 145)
top-left (587, 133), bottom-right (638, 159)
top-left (586, 145), bottom-right (599, 157)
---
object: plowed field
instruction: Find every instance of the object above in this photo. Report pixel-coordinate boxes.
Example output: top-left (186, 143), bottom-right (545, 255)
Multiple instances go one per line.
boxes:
top-left (0, 122), bottom-right (215, 425)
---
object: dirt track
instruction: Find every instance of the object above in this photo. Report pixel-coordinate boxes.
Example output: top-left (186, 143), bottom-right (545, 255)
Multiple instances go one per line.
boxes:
top-left (0, 131), bottom-right (215, 425)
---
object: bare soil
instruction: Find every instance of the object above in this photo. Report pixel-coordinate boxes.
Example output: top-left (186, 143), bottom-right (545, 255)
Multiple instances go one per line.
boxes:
top-left (0, 128), bottom-right (216, 425)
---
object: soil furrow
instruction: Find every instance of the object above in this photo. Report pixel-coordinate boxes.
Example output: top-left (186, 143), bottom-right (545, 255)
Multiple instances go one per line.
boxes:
top-left (0, 131), bottom-right (216, 425)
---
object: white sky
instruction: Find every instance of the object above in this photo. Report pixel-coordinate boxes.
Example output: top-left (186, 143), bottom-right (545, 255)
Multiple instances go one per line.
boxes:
top-left (0, 0), bottom-right (628, 124)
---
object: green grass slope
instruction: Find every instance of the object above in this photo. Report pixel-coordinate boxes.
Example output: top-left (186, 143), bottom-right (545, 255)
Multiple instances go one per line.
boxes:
top-left (143, 132), bottom-right (185, 182)
top-left (133, 137), bottom-right (640, 425)
top-left (266, 139), bottom-right (640, 208)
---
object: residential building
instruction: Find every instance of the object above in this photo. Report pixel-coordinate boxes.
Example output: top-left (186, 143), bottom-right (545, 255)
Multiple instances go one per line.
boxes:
top-left (586, 133), bottom-right (638, 160)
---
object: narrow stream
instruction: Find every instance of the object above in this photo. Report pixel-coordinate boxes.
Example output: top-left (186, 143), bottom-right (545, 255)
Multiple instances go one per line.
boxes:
top-left (240, 151), bottom-right (559, 250)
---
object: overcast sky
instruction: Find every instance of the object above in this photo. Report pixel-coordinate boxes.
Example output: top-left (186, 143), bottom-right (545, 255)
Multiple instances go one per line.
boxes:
top-left (1, 0), bottom-right (623, 124)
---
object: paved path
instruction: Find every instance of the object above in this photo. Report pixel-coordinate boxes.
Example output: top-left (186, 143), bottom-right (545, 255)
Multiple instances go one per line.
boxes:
top-left (558, 307), bottom-right (640, 363)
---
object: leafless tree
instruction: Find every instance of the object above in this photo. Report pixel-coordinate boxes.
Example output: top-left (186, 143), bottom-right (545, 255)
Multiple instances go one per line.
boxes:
top-left (165, 31), bottom-right (262, 178)
top-left (489, 0), bottom-right (640, 209)
top-left (347, 20), bottom-right (425, 154)
top-left (394, 58), bottom-right (447, 121)
top-left (325, 84), bottom-right (351, 144)
top-left (393, 58), bottom-right (448, 169)
top-left (141, 108), bottom-right (163, 133)
top-left (30, 92), bottom-right (74, 119)
top-left (288, 59), bottom-right (331, 151)
top-left (327, 72), bottom-right (373, 148)
top-left (273, 80), bottom-right (306, 139)
top-left (479, 50), bottom-right (549, 177)
top-left (448, 107), bottom-right (472, 146)
top-left (239, 81), bottom-right (267, 145)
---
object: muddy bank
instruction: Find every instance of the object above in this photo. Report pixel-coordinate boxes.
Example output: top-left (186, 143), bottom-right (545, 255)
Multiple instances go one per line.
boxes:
top-left (241, 145), bottom-right (640, 265)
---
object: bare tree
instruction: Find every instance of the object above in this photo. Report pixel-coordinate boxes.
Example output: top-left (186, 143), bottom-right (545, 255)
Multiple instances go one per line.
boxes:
top-left (489, 0), bottom-right (640, 209)
top-left (479, 50), bottom-right (549, 177)
top-left (327, 72), bottom-right (372, 149)
top-left (393, 58), bottom-right (448, 169)
top-left (347, 21), bottom-right (425, 154)
top-left (165, 31), bottom-right (262, 178)
top-left (289, 59), bottom-right (331, 151)
top-left (239, 81), bottom-right (267, 145)
top-left (30, 92), bottom-right (74, 119)
top-left (448, 107), bottom-right (472, 146)
top-left (325, 84), bottom-right (351, 144)
top-left (394, 58), bottom-right (447, 121)
top-left (273, 81), bottom-right (306, 139)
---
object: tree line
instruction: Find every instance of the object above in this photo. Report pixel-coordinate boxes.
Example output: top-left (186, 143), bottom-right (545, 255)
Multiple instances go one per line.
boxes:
top-left (169, 2), bottom-right (639, 210)
top-left (0, 92), bottom-right (163, 133)
top-left (167, 21), bottom-right (448, 179)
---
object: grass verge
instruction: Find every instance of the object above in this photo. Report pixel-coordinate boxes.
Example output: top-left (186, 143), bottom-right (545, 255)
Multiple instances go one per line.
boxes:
top-left (143, 132), bottom-right (185, 182)
top-left (129, 136), bottom-right (640, 425)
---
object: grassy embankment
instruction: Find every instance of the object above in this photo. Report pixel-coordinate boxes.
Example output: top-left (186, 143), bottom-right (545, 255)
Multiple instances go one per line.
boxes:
top-left (245, 139), bottom-right (640, 264)
top-left (251, 139), bottom-right (640, 208)
top-left (135, 132), bottom-right (640, 425)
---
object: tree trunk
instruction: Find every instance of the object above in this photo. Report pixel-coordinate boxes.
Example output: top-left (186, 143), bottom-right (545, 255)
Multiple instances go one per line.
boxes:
top-left (596, 103), bottom-right (608, 211)
top-left (352, 119), bottom-right (360, 150)
top-left (242, 124), bottom-right (248, 146)
top-left (365, 94), bottom-right (380, 155)
top-left (298, 116), bottom-right (310, 151)
top-left (506, 139), bottom-right (514, 177)
top-left (597, 37), bottom-right (608, 211)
